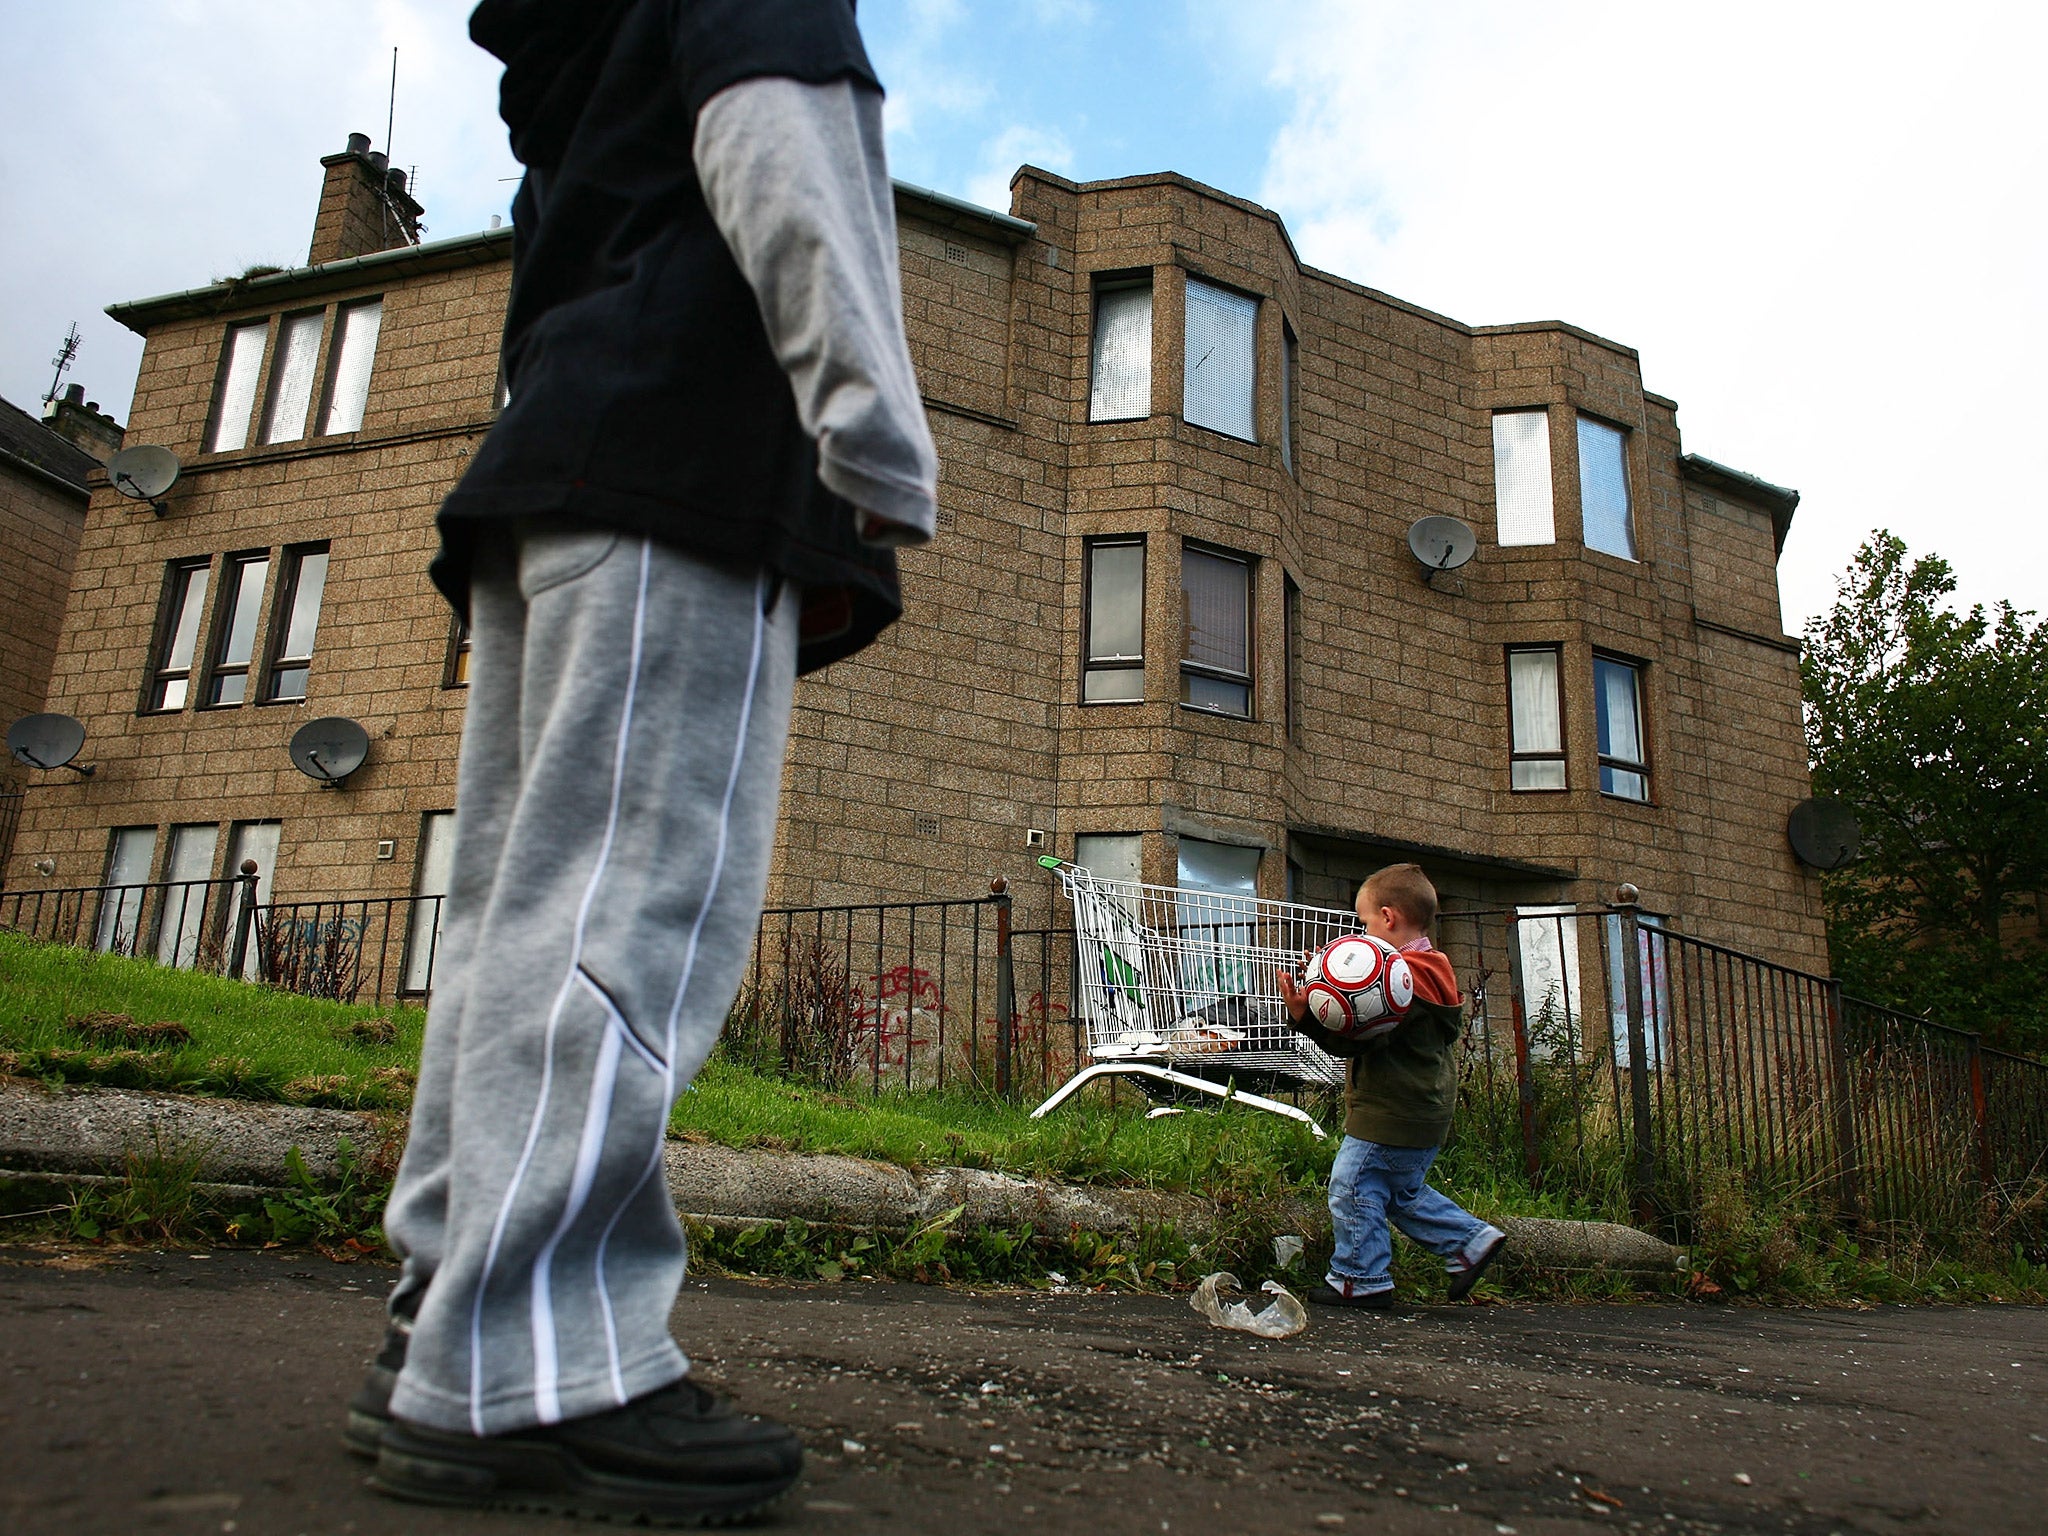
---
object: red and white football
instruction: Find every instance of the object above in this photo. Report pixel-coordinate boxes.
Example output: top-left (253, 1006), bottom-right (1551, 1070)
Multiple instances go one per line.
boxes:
top-left (1299, 934), bottom-right (1415, 1041)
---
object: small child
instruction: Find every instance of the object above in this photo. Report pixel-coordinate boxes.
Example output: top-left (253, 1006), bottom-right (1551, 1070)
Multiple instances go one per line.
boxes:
top-left (1279, 863), bottom-right (1506, 1308)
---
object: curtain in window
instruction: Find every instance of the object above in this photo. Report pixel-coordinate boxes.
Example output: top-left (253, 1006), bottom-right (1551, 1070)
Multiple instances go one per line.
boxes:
top-left (1577, 416), bottom-right (1635, 559)
top-left (1508, 650), bottom-right (1562, 753)
top-left (1183, 279), bottom-right (1257, 441)
top-left (1089, 284), bottom-right (1153, 421)
top-left (1492, 411), bottom-right (1555, 545)
top-left (1596, 658), bottom-right (1642, 764)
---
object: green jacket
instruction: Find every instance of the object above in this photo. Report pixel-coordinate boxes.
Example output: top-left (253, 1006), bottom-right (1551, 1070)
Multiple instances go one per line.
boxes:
top-left (1290, 946), bottom-right (1465, 1147)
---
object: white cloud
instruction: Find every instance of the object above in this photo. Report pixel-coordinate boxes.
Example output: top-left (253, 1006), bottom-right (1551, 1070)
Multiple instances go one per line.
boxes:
top-left (966, 125), bottom-right (1076, 211)
top-left (1237, 0), bottom-right (2048, 631)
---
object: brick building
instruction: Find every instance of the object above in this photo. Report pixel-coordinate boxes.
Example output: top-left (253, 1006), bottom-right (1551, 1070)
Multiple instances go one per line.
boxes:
top-left (3, 137), bottom-right (1827, 975)
top-left (0, 387), bottom-right (113, 869)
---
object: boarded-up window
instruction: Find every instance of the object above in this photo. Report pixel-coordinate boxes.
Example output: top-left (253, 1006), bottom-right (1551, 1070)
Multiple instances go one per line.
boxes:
top-left (1577, 415), bottom-right (1635, 560)
top-left (205, 321), bottom-right (269, 452)
top-left (320, 298), bottom-right (383, 435)
top-left (1088, 280), bottom-right (1152, 422)
top-left (1492, 410), bottom-right (1555, 546)
top-left (1183, 277), bottom-right (1257, 441)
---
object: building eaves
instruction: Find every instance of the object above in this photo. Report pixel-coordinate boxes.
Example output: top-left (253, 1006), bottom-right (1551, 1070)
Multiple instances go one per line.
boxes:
top-left (0, 396), bottom-right (95, 498)
top-left (1681, 453), bottom-right (1800, 553)
top-left (108, 180), bottom-right (1034, 337)
top-left (107, 226), bottom-right (514, 334)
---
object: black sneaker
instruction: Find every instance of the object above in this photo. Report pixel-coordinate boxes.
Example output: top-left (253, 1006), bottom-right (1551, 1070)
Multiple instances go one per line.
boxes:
top-left (372, 1377), bottom-right (803, 1526)
top-left (1447, 1230), bottom-right (1508, 1302)
top-left (1305, 1281), bottom-right (1395, 1311)
top-left (343, 1320), bottom-right (409, 1459)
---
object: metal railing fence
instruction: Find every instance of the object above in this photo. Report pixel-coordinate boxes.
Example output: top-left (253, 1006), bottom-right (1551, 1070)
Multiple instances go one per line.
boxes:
top-left (8, 867), bottom-right (2045, 1248)
top-left (0, 788), bottom-right (22, 887)
top-left (1, 870), bottom-right (261, 976)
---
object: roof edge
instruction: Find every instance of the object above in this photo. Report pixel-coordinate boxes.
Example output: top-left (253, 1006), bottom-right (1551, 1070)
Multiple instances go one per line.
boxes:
top-left (1681, 453), bottom-right (1800, 553)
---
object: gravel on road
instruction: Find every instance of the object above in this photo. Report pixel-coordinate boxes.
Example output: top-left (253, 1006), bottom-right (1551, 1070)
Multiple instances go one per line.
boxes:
top-left (1, 1243), bottom-right (2040, 1535)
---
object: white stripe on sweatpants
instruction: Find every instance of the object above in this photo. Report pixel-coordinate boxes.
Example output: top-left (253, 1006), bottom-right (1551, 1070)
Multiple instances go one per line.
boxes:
top-left (466, 539), bottom-right (653, 1435)
top-left (590, 572), bottom-right (772, 1401)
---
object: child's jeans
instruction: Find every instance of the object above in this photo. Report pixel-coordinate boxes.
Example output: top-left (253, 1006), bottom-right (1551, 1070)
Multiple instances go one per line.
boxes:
top-left (1327, 1136), bottom-right (1500, 1295)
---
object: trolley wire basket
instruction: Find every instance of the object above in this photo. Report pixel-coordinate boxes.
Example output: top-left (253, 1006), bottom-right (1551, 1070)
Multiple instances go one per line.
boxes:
top-left (1032, 862), bottom-right (1359, 1135)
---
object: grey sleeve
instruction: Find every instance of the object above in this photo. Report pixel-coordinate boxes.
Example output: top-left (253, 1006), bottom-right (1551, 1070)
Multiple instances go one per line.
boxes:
top-left (693, 75), bottom-right (938, 547)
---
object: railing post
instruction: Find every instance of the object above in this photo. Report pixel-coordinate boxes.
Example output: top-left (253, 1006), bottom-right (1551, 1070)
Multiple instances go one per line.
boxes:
top-left (991, 877), bottom-right (1015, 1098)
top-left (1824, 978), bottom-right (1862, 1228)
top-left (1615, 889), bottom-right (1657, 1226)
top-left (226, 860), bottom-right (260, 981)
top-left (1968, 1032), bottom-right (1994, 1203)
top-left (1502, 911), bottom-right (1543, 1188)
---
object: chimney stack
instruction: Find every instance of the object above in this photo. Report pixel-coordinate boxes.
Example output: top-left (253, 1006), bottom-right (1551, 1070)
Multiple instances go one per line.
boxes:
top-left (308, 130), bottom-right (424, 266)
top-left (41, 387), bottom-right (126, 465)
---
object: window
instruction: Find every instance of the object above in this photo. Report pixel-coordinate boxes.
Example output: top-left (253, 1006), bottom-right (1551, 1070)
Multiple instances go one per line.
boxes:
top-left (156, 823), bottom-right (220, 968)
top-left (221, 821), bottom-right (280, 979)
top-left (265, 544), bottom-right (330, 702)
top-left (403, 811), bottom-right (457, 993)
top-left (445, 615), bottom-right (473, 688)
top-left (1176, 837), bottom-right (1261, 994)
top-left (1577, 415), bottom-right (1635, 560)
top-left (1594, 654), bottom-right (1649, 801)
top-left (1506, 647), bottom-right (1566, 790)
top-left (260, 310), bottom-right (325, 445)
top-left (1180, 544), bottom-right (1252, 718)
top-left (146, 559), bottom-right (211, 712)
top-left (1279, 321), bottom-right (1298, 473)
top-left (1074, 832), bottom-right (1143, 887)
top-left (97, 827), bottom-right (158, 955)
top-left (319, 298), bottom-right (383, 434)
top-left (1283, 574), bottom-right (1303, 744)
top-left (1492, 409), bottom-right (1555, 545)
top-left (1083, 538), bottom-right (1144, 702)
top-left (1515, 904), bottom-right (1581, 1056)
top-left (1182, 277), bottom-right (1258, 441)
top-left (1088, 278), bottom-right (1152, 422)
top-left (1606, 911), bottom-right (1670, 1069)
top-left (205, 320), bottom-right (270, 452)
top-left (205, 553), bottom-right (271, 706)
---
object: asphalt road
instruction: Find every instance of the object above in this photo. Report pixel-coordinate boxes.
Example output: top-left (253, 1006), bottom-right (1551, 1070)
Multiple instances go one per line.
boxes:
top-left (1, 1243), bottom-right (2041, 1535)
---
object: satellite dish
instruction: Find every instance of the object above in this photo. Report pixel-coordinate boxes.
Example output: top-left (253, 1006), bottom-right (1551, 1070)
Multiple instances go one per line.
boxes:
top-left (1788, 797), bottom-right (1861, 871)
top-left (1407, 516), bottom-right (1477, 583)
top-left (6, 713), bottom-right (94, 777)
top-left (288, 717), bottom-right (370, 788)
top-left (107, 445), bottom-right (181, 516)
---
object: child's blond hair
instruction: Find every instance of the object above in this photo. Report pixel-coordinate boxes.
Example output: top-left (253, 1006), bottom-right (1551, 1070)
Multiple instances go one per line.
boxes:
top-left (1361, 863), bottom-right (1438, 928)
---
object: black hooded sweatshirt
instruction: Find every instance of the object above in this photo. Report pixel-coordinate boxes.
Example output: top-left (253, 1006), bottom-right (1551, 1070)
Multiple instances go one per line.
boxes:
top-left (443, 0), bottom-right (899, 673)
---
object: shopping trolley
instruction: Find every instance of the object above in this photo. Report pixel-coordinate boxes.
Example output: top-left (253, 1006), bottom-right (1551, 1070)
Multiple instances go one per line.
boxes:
top-left (1031, 861), bottom-right (1361, 1137)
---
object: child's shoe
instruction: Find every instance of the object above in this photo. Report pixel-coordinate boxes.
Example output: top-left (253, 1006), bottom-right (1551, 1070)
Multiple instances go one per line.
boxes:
top-left (1446, 1226), bottom-right (1508, 1301)
top-left (1306, 1277), bottom-right (1395, 1310)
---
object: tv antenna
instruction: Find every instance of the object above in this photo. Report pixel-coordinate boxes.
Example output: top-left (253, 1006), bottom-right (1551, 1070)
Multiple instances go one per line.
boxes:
top-left (382, 47), bottom-right (399, 247)
top-left (44, 323), bottom-right (81, 405)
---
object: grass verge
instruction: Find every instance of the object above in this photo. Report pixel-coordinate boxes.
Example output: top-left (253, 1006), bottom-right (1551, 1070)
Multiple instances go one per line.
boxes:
top-left (2, 931), bottom-right (2042, 1303)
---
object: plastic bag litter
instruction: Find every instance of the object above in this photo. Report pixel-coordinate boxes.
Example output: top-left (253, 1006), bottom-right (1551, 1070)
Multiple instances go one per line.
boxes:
top-left (1191, 1272), bottom-right (1308, 1338)
top-left (1272, 1234), bottom-right (1305, 1269)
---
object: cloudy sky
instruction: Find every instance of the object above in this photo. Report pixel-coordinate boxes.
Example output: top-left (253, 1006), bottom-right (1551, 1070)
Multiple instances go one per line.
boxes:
top-left (4, 1), bottom-right (2041, 634)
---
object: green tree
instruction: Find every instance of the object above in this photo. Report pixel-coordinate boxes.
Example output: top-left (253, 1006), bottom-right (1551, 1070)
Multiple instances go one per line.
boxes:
top-left (1802, 532), bottom-right (2048, 1052)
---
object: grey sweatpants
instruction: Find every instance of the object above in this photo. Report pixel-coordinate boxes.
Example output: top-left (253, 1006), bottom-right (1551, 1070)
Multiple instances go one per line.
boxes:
top-left (383, 519), bottom-right (796, 1436)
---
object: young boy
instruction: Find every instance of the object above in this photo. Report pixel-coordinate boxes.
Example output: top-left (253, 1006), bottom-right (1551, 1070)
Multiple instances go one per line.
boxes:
top-left (1279, 863), bottom-right (1506, 1308)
